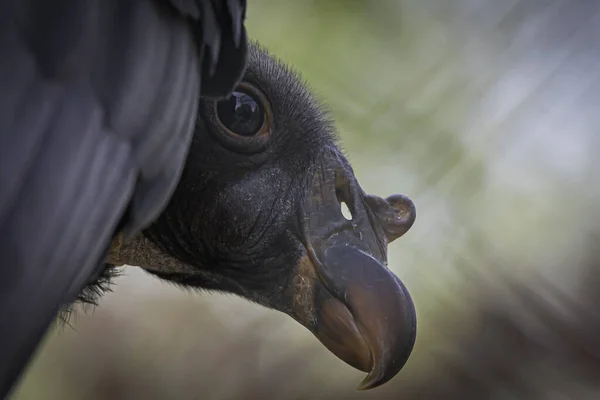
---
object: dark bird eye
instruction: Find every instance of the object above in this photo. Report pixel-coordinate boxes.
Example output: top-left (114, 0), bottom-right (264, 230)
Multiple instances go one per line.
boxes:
top-left (210, 82), bottom-right (272, 154)
top-left (216, 88), bottom-right (266, 137)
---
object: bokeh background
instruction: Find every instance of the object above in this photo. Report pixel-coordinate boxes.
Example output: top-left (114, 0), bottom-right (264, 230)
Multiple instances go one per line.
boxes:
top-left (11, 1), bottom-right (600, 399)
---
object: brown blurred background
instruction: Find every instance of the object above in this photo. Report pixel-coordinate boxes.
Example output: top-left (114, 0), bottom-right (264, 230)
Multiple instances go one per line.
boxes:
top-left (11, 1), bottom-right (600, 399)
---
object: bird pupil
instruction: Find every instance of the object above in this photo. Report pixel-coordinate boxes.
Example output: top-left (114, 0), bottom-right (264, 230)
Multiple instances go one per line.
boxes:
top-left (216, 90), bottom-right (264, 136)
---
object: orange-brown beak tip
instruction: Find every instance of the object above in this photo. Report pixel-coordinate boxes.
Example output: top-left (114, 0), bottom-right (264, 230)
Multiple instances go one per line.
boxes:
top-left (293, 245), bottom-right (416, 390)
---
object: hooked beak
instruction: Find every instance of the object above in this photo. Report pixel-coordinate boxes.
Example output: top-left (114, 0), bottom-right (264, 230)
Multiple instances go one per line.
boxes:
top-left (287, 149), bottom-right (417, 390)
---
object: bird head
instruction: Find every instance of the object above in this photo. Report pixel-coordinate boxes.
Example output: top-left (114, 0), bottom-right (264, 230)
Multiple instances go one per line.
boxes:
top-left (108, 42), bottom-right (417, 390)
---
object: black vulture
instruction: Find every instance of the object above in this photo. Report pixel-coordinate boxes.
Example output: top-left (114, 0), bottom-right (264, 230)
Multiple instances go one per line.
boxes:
top-left (106, 42), bottom-right (418, 391)
top-left (0, 0), bottom-right (247, 397)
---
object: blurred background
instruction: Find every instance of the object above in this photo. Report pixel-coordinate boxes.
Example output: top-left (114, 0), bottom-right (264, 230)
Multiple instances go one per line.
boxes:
top-left (11, 0), bottom-right (600, 399)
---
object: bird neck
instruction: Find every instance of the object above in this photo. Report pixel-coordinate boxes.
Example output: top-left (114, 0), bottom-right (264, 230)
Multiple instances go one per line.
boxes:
top-left (108, 233), bottom-right (195, 275)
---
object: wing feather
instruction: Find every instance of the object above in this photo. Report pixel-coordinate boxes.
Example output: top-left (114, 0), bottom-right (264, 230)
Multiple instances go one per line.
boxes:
top-left (0, 0), bottom-right (248, 396)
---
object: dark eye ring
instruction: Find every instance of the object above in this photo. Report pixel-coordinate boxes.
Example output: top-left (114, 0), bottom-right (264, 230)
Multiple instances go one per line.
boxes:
top-left (213, 82), bottom-right (272, 144)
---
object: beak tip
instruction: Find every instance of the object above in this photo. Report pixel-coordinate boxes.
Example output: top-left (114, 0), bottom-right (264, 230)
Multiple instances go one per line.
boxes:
top-left (357, 287), bottom-right (417, 391)
top-left (315, 245), bottom-right (418, 391)
top-left (356, 371), bottom-right (389, 391)
top-left (355, 353), bottom-right (415, 391)
top-left (356, 377), bottom-right (379, 391)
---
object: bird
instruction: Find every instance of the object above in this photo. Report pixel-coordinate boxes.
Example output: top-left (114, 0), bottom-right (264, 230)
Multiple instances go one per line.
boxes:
top-left (0, 0), bottom-right (248, 397)
top-left (106, 41), bottom-right (418, 391)
top-left (1, 1), bottom-right (418, 394)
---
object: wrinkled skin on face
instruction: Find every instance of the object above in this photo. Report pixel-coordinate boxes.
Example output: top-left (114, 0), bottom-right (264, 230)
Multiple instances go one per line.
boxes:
top-left (109, 42), bottom-right (417, 390)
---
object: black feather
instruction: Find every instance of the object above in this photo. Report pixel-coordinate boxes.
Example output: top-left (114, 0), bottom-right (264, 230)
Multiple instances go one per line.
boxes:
top-left (0, 0), bottom-right (248, 397)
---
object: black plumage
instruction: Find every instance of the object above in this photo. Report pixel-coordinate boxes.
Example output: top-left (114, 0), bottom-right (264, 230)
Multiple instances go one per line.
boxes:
top-left (0, 0), bottom-right (247, 397)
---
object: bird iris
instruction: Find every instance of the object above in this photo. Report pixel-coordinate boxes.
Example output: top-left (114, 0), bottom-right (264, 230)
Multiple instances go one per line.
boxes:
top-left (216, 88), bottom-right (265, 137)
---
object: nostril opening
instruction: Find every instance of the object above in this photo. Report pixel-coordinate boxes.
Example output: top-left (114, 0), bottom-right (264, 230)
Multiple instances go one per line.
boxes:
top-left (340, 201), bottom-right (353, 221)
top-left (336, 185), bottom-right (354, 221)
top-left (335, 169), bottom-right (357, 221)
